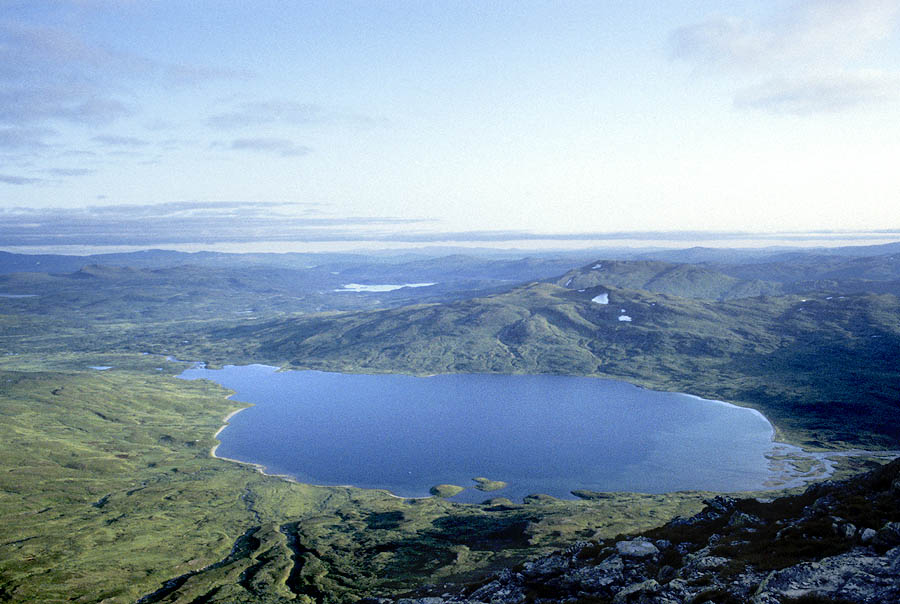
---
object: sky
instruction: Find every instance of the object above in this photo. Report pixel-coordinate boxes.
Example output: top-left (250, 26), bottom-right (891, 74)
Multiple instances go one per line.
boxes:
top-left (2, 0), bottom-right (900, 251)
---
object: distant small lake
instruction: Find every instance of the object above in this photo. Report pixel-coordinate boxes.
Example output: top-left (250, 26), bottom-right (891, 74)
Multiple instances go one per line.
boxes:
top-left (333, 282), bottom-right (435, 292)
top-left (179, 366), bottom-right (799, 502)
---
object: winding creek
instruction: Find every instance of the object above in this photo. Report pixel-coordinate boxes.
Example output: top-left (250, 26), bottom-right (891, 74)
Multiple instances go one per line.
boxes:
top-left (179, 365), bottom-right (889, 503)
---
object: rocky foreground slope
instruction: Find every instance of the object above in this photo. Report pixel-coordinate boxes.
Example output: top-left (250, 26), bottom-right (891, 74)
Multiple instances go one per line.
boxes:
top-left (374, 458), bottom-right (900, 604)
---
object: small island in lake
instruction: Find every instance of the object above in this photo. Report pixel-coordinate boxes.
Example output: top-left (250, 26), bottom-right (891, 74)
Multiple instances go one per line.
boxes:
top-left (430, 484), bottom-right (465, 498)
top-left (473, 477), bottom-right (508, 492)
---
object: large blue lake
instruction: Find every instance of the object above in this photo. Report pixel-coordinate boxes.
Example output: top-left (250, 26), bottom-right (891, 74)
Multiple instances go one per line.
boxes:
top-left (179, 365), bottom-right (792, 502)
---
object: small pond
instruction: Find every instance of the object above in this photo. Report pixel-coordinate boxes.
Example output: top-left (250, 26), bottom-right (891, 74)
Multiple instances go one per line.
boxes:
top-left (179, 365), bottom-right (806, 502)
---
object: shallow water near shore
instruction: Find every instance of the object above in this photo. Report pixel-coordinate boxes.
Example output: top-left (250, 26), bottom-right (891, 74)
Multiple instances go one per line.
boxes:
top-left (179, 365), bottom-right (816, 502)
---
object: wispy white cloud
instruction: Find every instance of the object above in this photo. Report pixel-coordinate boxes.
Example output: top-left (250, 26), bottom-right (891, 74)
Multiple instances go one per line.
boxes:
top-left (206, 99), bottom-right (378, 130)
top-left (735, 71), bottom-right (900, 115)
top-left (0, 16), bottom-right (256, 186)
top-left (0, 201), bottom-right (427, 245)
top-left (0, 85), bottom-right (134, 126)
top-left (0, 17), bottom-right (247, 179)
top-left (672, 0), bottom-right (900, 114)
top-left (92, 134), bottom-right (150, 147)
top-left (44, 167), bottom-right (96, 177)
top-left (72, 200), bottom-right (321, 218)
top-left (2, 202), bottom-right (892, 246)
top-left (228, 138), bottom-right (312, 157)
top-left (0, 173), bottom-right (47, 185)
top-left (671, 16), bottom-right (769, 72)
top-left (673, 0), bottom-right (900, 72)
top-left (161, 62), bottom-right (252, 88)
top-left (207, 101), bottom-right (325, 130)
top-left (0, 126), bottom-right (55, 150)
top-left (0, 22), bottom-right (137, 126)
top-left (0, 21), bottom-right (245, 126)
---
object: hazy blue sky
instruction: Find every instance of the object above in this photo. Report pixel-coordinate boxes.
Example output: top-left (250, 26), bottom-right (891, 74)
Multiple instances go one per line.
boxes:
top-left (2, 1), bottom-right (900, 248)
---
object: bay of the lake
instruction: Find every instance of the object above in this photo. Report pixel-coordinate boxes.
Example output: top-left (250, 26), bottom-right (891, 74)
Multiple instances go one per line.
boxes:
top-left (179, 365), bottom-right (789, 502)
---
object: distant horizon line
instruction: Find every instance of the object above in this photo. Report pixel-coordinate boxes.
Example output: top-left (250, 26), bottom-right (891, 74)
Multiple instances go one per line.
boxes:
top-left (3, 229), bottom-right (900, 257)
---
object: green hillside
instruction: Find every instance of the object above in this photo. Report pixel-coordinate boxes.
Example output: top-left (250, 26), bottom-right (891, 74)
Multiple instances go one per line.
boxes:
top-left (718, 252), bottom-right (900, 284)
top-left (208, 282), bottom-right (900, 448)
top-left (552, 259), bottom-right (782, 300)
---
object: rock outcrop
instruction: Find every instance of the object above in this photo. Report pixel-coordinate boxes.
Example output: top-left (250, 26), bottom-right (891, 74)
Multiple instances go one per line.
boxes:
top-left (370, 458), bottom-right (900, 604)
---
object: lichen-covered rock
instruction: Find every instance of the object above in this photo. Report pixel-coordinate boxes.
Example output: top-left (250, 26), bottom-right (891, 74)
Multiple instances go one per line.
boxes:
top-left (833, 520), bottom-right (858, 540)
top-left (654, 539), bottom-right (672, 551)
top-left (552, 554), bottom-right (623, 592)
top-left (611, 579), bottom-right (659, 603)
top-left (752, 546), bottom-right (900, 603)
top-left (874, 521), bottom-right (900, 548)
top-left (704, 495), bottom-right (737, 515)
top-left (688, 555), bottom-right (730, 571)
top-left (467, 574), bottom-right (525, 604)
top-left (615, 538), bottom-right (658, 558)
top-left (861, 527), bottom-right (878, 543)
top-left (728, 511), bottom-right (763, 528)
top-left (520, 553), bottom-right (569, 578)
top-left (656, 564), bottom-right (676, 583)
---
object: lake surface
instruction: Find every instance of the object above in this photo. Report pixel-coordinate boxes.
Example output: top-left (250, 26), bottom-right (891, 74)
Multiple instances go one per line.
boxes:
top-left (179, 365), bottom-right (795, 502)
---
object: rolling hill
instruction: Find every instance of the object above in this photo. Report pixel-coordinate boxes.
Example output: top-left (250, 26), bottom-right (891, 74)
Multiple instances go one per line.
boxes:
top-left (207, 276), bottom-right (900, 448)
top-left (551, 259), bottom-right (782, 300)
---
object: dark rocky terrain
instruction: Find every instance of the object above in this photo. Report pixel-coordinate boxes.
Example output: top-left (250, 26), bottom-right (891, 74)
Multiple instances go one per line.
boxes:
top-left (377, 458), bottom-right (900, 604)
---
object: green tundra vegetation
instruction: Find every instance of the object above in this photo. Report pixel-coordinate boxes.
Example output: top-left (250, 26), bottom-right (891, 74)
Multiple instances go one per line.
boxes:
top-left (0, 354), bottom-right (710, 603)
top-left (1, 248), bottom-right (899, 602)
